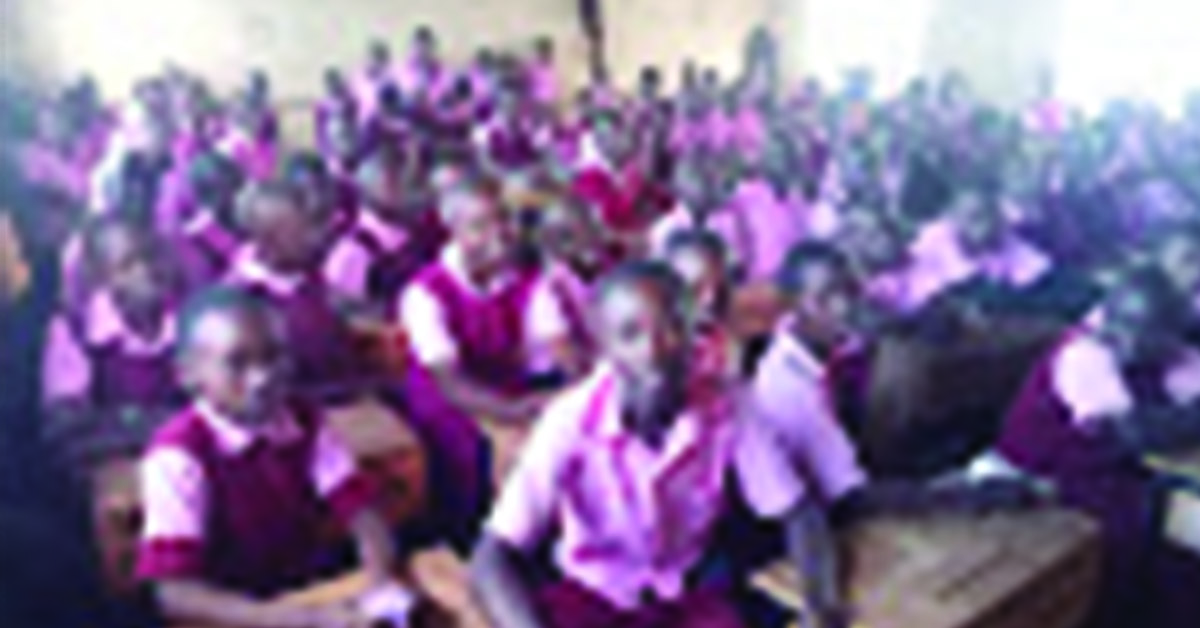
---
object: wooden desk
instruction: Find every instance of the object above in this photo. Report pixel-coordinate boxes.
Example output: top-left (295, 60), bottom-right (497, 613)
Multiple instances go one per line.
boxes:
top-left (173, 549), bottom-right (488, 628)
top-left (1146, 448), bottom-right (1200, 556)
top-left (753, 509), bottom-right (1099, 628)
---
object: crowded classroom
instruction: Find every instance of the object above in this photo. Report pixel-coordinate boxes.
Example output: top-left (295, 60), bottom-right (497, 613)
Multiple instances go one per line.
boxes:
top-left (4, 0), bottom-right (1200, 627)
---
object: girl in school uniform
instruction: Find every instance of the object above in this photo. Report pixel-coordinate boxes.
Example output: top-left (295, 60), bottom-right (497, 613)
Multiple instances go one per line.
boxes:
top-left (137, 287), bottom-right (416, 628)
top-left (397, 176), bottom-right (582, 550)
top-left (526, 37), bottom-right (560, 111)
top-left (981, 266), bottom-right (1200, 628)
top-left (42, 216), bottom-right (183, 462)
top-left (174, 151), bottom-right (247, 290)
top-left (905, 185), bottom-right (1051, 315)
top-left (226, 180), bottom-right (364, 395)
top-left (473, 80), bottom-right (546, 174)
top-left (470, 260), bottom-right (847, 628)
top-left (354, 39), bottom-right (398, 125)
top-left (323, 146), bottom-right (446, 316)
top-left (660, 229), bottom-right (741, 383)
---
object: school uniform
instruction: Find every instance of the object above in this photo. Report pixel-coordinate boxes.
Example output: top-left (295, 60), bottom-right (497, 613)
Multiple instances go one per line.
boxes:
top-left (907, 218), bottom-right (1052, 312)
top-left (397, 245), bottom-right (573, 548)
top-left (994, 330), bottom-right (1200, 628)
top-left (226, 248), bottom-right (364, 392)
top-left (136, 400), bottom-right (375, 596)
top-left (749, 326), bottom-right (868, 504)
top-left (216, 127), bottom-right (277, 182)
top-left (527, 62), bottom-right (560, 109)
top-left (323, 209), bottom-right (446, 312)
top-left (175, 210), bottom-right (243, 290)
top-left (486, 362), bottom-right (806, 628)
top-left (42, 290), bottom-right (181, 410)
top-left (726, 179), bottom-right (806, 281)
top-left (472, 116), bottom-right (545, 172)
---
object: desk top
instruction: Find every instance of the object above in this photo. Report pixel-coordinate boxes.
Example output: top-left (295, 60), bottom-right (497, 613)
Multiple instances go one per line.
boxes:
top-left (1146, 448), bottom-right (1200, 485)
top-left (754, 508), bottom-right (1099, 628)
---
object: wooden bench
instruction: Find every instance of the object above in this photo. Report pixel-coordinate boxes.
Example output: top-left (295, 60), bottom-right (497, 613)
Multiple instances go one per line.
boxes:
top-left (753, 509), bottom-right (1100, 628)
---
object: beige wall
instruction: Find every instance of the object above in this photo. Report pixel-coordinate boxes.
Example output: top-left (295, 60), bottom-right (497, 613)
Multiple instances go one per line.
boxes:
top-left (921, 0), bottom-right (1064, 105)
top-left (4, 0), bottom-right (775, 100)
top-left (3, 0), bottom-right (1065, 107)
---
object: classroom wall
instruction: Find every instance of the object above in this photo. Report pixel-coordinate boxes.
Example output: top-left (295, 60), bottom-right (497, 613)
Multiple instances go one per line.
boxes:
top-left (921, 0), bottom-right (1064, 106)
top-left (2, 0), bottom-right (777, 100)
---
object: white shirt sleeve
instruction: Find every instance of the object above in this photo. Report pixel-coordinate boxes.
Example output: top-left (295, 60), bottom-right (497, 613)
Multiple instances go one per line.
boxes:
top-left (140, 447), bottom-right (207, 541)
top-left (525, 276), bottom-right (571, 346)
top-left (309, 423), bottom-right (361, 498)
top-left (1052, 336), bottom-right (1135, 426)
top-left (398, 283), bottom-right (460, 367)
top-left (41, 316), bottom-right (93, 404)
top-left (322, 238), bottom-right (371, 303)
top-left (733, 398), bottom-right (808, 519)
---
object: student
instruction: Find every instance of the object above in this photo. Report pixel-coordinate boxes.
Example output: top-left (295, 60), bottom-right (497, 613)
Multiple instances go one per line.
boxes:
top-left (907, 185), bottom-right (1051, 313)
top-left (397, 176), bottom-right (578, 549)
top-left (399, 25), bottom-right (452, 105)
top-left (355, 39), bottom-right (397, 124)
top-left (323, 146), bottom-right (446, 315)
top-left (227, 180), bottom-right (363, 393)
top-left (470, 260), bottom-right (846, 628)
top-left (571, 110), bottom-right (655, 235)
top-left (983, 266), bottom-right (1200, 628)
top-left (42, 216), bottom-right (183, 461)
top-left (315, 68), bottom-right (359, 145)
top-left (835, 205), bottom-right (924, 316)
top-left (753, 242), bottom-right (870, 503)
top-left (474, 79), bottom-right (545, 174)
top-left (399, 175), bottom-right (579, 420)
top-left (660, 229), bottom-right (741, 385)
top-left (137, 287), bottom-right (416, 627)
top-left (175, 151), bottom-right (247, 290)
top-left (527, 37), bottom-right (560, 110)
top-left (725, 136), bottom-right (808, 281)
top-left (1152, 220), bottom-right (1200, 316)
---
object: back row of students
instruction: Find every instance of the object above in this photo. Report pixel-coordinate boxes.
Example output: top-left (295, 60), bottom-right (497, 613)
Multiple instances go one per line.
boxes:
top-left (10, 23), bottom-right (1200, 628)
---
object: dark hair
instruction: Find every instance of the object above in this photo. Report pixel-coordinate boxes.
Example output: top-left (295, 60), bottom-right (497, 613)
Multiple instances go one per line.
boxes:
top-left (593, 259), bottom-right (688, 317)
top-left (661, 228), bottom-right (733, 316)
top-left (235, 179), bottom-right (306, 233)
top-left (188, 151), bottom-right (245, 208)
top-left (1108, 263), bottom-right (1191, 335)
top-left (176, 286), bottom-right (275, 357)
top-left (663, 228), bottom-right (728, 269)
top-left (777, 241), bottom-right (853, 296)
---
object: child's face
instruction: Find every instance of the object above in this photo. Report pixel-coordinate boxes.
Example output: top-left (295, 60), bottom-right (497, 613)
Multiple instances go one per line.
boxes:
top-left (184, 307), bottom-right (289, 425)
top-left (1158, 235), bottom-right (1200, 295)
top-left (952, 192), bottom-right (1004, 252)
top-left (450, 193), bottom-right (515, 274)
top-left (1101, 286), bottom-right (1167, 364)
top-left (840, 210), bottom-right (904, 270)
top-left (667, 246), bottom-right (724, 321)
top-left (597, 280), bottom-right (689, 412)
top-left (253, 197), bottom-right (330, 272)
top-left (96, 227), bottom-right (165, 310)
top-left (540, 203), bottom-right (600, 267)
top-left (791, 263), bottom-right (857, 346)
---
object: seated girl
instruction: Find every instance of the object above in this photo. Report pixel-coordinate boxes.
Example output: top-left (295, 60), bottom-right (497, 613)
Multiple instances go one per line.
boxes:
top-left (227, 180), bottom-right (364, 395)
top-left (175, 151), bottom-right (247, 290)
top-left (906, 184), bottom-right (1051, 316)
top-left (42, 216), bottom-right (183, 462)
top-left (399, 175), bottom-right (581, 422)
top-left (137, 287), bottom-right (417, 628)
top-left (323, 146), bottom-right (446, 317)
top-left (979, 265), bottom-right (1200, 628)
top-left (659, 229), bottom-right (742, 381)
top-left (470, 261), bottom-right (847, 628)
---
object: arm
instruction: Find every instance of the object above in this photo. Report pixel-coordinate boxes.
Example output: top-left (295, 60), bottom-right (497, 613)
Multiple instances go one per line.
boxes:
top-left (469, 534), bottom-right (546, 628)
top-left (429, 366), bottom-right (546, 424)
top-left (156, 579), bottom-right (364, 628)
top-left (783, 500), bottom-right (847, 628)
top-left (347, 507), bottom-right (398, 587)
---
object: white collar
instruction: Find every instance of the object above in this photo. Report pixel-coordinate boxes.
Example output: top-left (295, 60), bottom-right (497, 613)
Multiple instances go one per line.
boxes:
top-left (194, 400), bottom-right (303, 455)
top-left (230, 246), bottom-right (306, 296)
